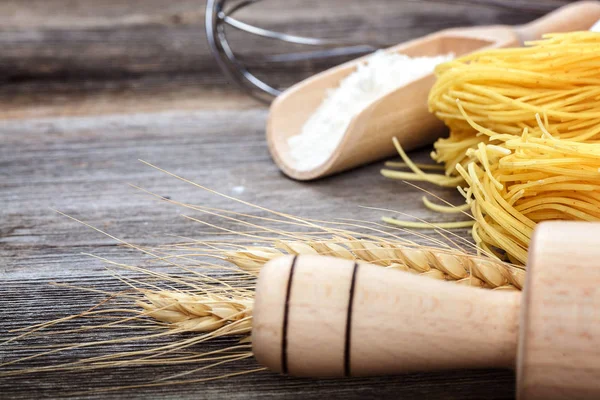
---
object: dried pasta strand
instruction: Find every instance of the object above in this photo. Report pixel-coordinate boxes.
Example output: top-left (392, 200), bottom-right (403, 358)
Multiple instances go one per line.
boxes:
top-left (387, 32), bottom-right (600, 264)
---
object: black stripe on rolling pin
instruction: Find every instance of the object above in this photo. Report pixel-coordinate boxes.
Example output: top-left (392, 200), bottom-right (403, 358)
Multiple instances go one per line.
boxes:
top-left (281, 255), bottom-right (298, 375)
top-left (344, 262), bottom-right (359, 377)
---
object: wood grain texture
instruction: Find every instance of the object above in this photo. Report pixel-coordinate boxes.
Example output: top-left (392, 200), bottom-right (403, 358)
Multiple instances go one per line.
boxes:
top-left (0, 107), bottom-right (514, 399)
top-left (0, 0), bottom-right (575, 84)
top-left (0, 0), bottom-right (578, 398)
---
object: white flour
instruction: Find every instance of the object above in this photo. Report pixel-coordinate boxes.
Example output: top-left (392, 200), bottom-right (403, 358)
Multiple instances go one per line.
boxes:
top-left (287, 51), bottom-right (454, 171)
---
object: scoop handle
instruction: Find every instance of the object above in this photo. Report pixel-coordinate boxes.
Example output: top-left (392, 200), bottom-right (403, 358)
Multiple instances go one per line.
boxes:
top-left (252, 255), bottom-right (521, 377)
top-left (516, 1), bottom-right (600, 42)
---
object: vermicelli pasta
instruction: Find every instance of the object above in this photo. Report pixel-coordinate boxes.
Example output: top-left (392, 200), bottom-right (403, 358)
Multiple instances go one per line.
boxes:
top-left (385, 32), bottom-right (600, 264)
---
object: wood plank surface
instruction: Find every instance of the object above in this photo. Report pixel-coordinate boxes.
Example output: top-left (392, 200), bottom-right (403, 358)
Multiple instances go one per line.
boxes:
top-left (0, 0), bottom-right (579, 398)
top-left (0, 108), bottom-right (513, 400)
top-left (0, 0), bottom-right (572, 84)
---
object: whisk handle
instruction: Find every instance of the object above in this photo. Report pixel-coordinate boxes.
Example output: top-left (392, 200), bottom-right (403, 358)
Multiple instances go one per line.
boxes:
top-left (252, 255), bottom-right (520, 377)
top-left (516, 1), bottom-right (600, 42)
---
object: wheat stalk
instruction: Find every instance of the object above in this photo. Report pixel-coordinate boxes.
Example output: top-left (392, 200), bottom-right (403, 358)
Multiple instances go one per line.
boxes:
top-left (224, 238), bottom-right (524, 290)
top-left (129, 236), bottom-right (522, 348)
top-left (3, 167), bottom-right (527, 387)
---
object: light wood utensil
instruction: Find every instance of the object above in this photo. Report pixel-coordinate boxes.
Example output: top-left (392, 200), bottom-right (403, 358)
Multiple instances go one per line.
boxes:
top-left (253, 221), bottom-right (600, 400)
top-left (267, 1), bottom-right (600, 181)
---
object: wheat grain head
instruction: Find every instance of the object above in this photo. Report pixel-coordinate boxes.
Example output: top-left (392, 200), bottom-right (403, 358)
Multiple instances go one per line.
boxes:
top-left (225, 237), bottom-right (524, 290)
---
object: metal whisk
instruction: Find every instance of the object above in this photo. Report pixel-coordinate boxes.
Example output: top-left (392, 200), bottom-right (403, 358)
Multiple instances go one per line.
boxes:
top-left (205, 0), bottom-right (385, 103)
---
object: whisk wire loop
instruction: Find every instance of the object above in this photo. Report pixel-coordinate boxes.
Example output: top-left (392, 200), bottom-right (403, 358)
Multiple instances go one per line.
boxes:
top-left (205, 0), bottom-right (382, 103)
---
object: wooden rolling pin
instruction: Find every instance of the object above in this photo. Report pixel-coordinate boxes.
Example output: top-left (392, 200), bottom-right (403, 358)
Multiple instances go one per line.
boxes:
top-left (252, 221), bottom-right (600, 400)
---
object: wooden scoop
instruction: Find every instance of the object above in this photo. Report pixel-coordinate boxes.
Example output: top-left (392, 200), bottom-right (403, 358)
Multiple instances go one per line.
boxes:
top-left (267, 1), bottom-right (600, 181)
top-left (253, 221), bottom-right (600, 400)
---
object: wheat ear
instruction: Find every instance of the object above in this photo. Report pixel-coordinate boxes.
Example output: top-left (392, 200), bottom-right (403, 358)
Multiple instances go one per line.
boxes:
top-left (137, 291), bottom-right (253, 334)
top-left (225, 238), bottom-right (524, 290)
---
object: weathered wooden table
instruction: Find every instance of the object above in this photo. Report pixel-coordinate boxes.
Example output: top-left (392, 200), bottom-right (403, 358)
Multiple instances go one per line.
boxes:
top-left (0, 1), bottom-right (571, 398)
